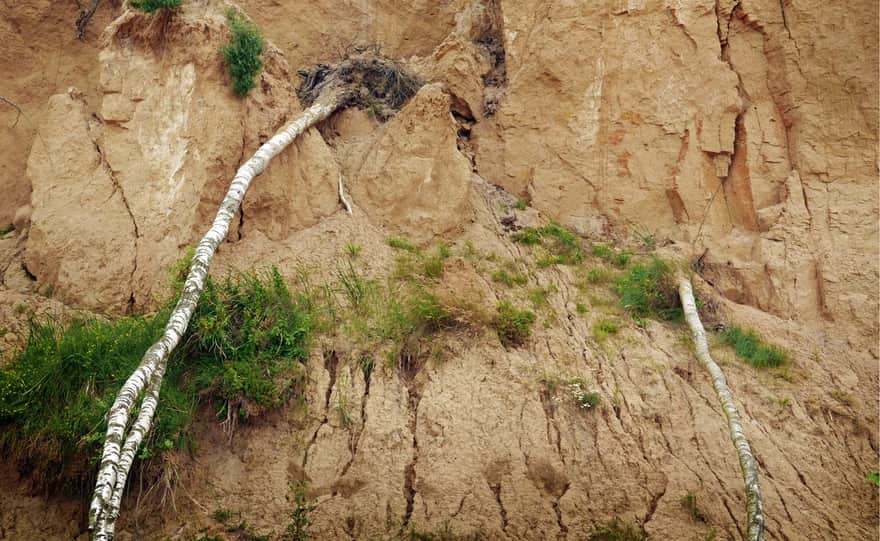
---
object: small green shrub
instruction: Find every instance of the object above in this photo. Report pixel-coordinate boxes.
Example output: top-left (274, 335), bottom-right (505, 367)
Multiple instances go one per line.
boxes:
top-left (130, 0), bottom-right (181, 13)
top-left (568, 379), bottom-right (600, 410)
top-left (866, 471), bottom-right (880, 487)
top-left (592, 318), bottom-right (620, 341)
top-left (576, 303), bottom-right (588, 314)
top-left (512, 227), bottom-right (542, 245)
top-left (615, 257), bottom-right (682, 321)
top-left (493, 301), bottom-right (536, 347)
top-left (283, 481), bottom-right (314, 541)
top-left (422, 245), bottom-right (451, 279)
top-left (221, 9), bottom-right (265, 97)
top-left (588, 518), bottom-right (647, 541)
top-left (592, 244), bottom-right (614, 259)
top-left (491, 270), bottom-right (528, 287)
top-left (613, 252), bottom-right (631, 268)
top-left (719, 326), bottom-right (786, 368)
top-left (514, 199), bottom-right (529, 210)
top-left (528, 286), bottom-right (553, 308)
top-left (388, 237), bottom-right (419, 253)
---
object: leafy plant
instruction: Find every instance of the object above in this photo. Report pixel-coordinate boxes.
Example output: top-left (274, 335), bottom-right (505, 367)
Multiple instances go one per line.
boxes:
top-left (718, 326), bottom-right (786, 368)
top-left (493, 301), bottom-right (536, 347)
top-left (130, 0), bottom-right (181, 13)
top-left (615, 257), bottom-right (682, 321)
top-left (568, 379), bottom-right (600, 410)
top-left (576, 303), bottom-right (588, 314)
top-left (866, 471), bottom-right (880, 487)
top-left (283, 481), bottom-right (313, 540)
top-left (221, 9), bottom-right (265, 97)
top-left (514, 199), bottom-right (529, 210)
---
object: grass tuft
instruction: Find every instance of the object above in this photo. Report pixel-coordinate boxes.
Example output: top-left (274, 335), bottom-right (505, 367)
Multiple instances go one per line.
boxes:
top-left (718, 326), bottom-right (786, 368)
top-left (588, 518), bottom-right (648, 541)
top-left (387, 236), bottom-right (419, 253)
top-left (493, 301), bottom-right (536, 347)
top-left (615, 257), bottom-right (682, 321)
top-left (592, 318), bottom-right (620, 341)
top-left (491, 270), bottom-right (528, 287)
top-left (130, 0), bottom-right (181, 13)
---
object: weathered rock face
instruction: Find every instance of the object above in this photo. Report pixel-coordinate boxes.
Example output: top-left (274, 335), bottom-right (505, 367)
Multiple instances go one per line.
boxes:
top-left (1, 0), bottom-right (877, 540)
top-left (23, 5), bottom-right (343, 313)
top-left (473, 0), bottom-right (879, 346)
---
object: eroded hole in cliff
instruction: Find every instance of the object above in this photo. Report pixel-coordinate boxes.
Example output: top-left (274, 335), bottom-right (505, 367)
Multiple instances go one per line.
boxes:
top-left (297, 50), bottom-right (423, 122)
top-left (475, 0), bottom-right (507, 116)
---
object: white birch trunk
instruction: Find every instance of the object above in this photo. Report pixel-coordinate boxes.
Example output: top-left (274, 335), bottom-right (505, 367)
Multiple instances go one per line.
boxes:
top-left (678, 277), bottom-right (765, 541)
top-left (89, 96), bottom-right (340, 541)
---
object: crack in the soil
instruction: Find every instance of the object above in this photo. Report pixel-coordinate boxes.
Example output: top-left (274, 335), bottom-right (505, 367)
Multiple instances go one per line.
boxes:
top-left (401, 386), bottom-right (422, 530)
top-left (552, 481), bottom-right (571, 538)
top-left (488, 480), bottom-right (509, 533)
top-left (338, 362), bottom-right (371, 481)
top-left (303, 350), bottom-right (338, 470)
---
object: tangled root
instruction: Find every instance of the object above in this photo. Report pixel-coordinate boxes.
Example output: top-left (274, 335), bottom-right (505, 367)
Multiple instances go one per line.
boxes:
top-left (297, 51), bottom-right (422, 122)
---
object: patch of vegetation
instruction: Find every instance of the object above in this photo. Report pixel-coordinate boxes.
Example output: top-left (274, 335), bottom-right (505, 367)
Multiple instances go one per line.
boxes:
top-left (422, 244), bottom-right (451, 279)
top-left (345, 243), bottom-right (362, 258)
top-left (130, 0), bottom-right (182, 13)
top-left (527, 286), bottom-right (554, 308)
top-left (514, 199), bottom-right (529, 210)
top-left (511, 227), bottom-right (542, 245)
top-left (568, 378), bottom-right (600, 410)
top-left (592, 244), bottom-right (631, 268)
top-left (0, 266), bottom-right (313, 489)
top-left (388, 236), bottom-right (419, 253)
top-left (491, 269), bottom-right (528, 287)
top-left (221, 9), bottom-right (265, 97)
top-left (592, 318), bottom-right (620, 341)
top-left (866, 471), bottom-right (880, 487)
top-left (493, 301), bottom-right (536, 347)
top-left (680, 492), bottom-right (707, 522)
top-left (0, 224), bottom-right (13, 237)
top-left (633, 226), bottom-right (657, 251)
top-left (614, 257), bottom-right (682, 321)
top-left (576, 303), bottom-right (588, 314)
top-left (584, 267), bottom-right (615, 285)
top-left (588, 519), bottom-right (648, 541)
top-left (283, 481), bottom-right (314, 541)
top-left (718, 326), bottom-right (786, 368)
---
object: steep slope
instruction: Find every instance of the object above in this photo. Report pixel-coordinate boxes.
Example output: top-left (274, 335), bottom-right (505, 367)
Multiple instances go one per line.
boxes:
top-left (0, 1), bottom-right (876, 540)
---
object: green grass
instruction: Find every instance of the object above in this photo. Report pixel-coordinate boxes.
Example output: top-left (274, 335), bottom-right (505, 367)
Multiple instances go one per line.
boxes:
top-left (511, 227), bottom-right (542, 245)
top-left (584, 267), bottom-right (615, 285)
top-left (614, 257), bottom-right (682, 321)
top-left (528, 286), bottom-right (554, 308)
top-left (130, 0), bottom-right (181, 12)
top-left (422, 244), bottom-right (451, 279)
top-left (592, 318), bottom-right (620, 341)
top-left (0, 266), bottom-right (313, 489)
top-left (345, 243), bottom-right (362, 258)
top-left (866, 471), bottom-right (880, 487)
top-left (491, 269), bottom-right (528, 287)
top-left (588, 519), bottom-right (647, 541)
top-left (493, 301), bottom-right (536, 347)
top-left (718, 326), bottom-right (786, 368)
top-left (592, 244), bottom-right (631, 268)
top-left (221, 9), bottom-right (265, 97)
top-left (388, 236), bottom-right (419, 253)
top-left (568, 378), bottom-right (600, 410)
top-left (514, 199), bottom-right (529, 210)
top-left (576, 303), bottom-right (588, 314)
top-left (512, 223), bottom-right (584, 266)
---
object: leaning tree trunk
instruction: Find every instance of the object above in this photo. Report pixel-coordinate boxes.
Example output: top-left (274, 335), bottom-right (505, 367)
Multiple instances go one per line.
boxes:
top-left (88, 95), bottom-right (341, 541)
top-left (678, 277), bottom-right (765, 541)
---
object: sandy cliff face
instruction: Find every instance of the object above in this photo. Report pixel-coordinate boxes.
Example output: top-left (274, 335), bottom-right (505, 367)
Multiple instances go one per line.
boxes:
top-left (0, 0), bottom-right (876, 540)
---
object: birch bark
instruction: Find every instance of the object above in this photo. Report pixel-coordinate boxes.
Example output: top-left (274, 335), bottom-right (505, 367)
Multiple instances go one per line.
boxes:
top-left (89, 96), bottom-right (340, 541)
top-left (679, 277), bottom-right (765, 541)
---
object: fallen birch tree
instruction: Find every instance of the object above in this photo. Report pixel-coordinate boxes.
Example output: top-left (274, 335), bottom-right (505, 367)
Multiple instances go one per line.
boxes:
top-left (88, 50), bottom-right (421, 541)
top-left (88, 96), bottom-right (341, 540)
top-left (679, 276), bottom-right (765, 541)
